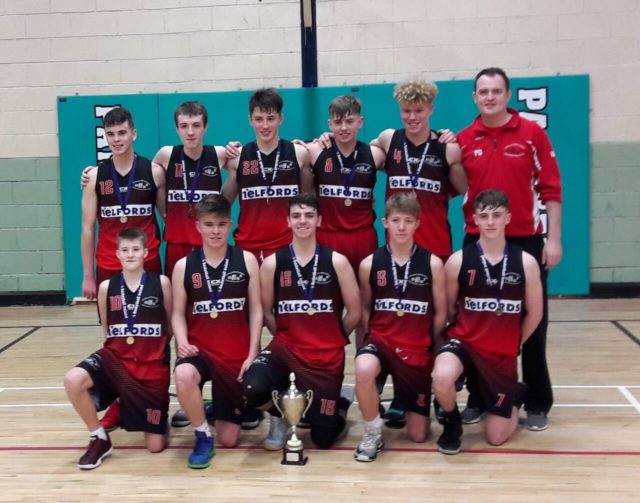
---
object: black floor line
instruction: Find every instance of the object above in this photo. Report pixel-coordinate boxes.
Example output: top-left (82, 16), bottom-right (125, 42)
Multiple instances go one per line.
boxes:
top-left (612, 321), bottom-right (640, 347)
top-left (0, 327), bottom-right (41, 355)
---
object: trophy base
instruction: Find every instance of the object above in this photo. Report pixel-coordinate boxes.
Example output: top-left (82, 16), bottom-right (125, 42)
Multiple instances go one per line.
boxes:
top-left (281, 447), bottom-right (308, 466)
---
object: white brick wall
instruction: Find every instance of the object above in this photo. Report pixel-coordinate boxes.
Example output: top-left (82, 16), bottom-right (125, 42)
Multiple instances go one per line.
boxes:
top-left (0, 0), bottom-right (639, 157)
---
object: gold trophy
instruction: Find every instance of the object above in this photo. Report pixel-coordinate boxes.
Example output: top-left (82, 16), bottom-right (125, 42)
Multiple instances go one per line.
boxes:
top-left (271, 372), bottom-right (314, 465)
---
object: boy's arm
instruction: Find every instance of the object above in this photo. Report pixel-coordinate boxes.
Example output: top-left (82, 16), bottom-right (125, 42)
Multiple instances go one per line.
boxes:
top-left (295, 144), bottom-right (314, 194)
top-left (171, 258), bottom-right (199, 358)
top-left (238, 252), bottom-right (264, 381)
top-left (358, 255), bottom-right (373, 348)
top-left (333, 252), bottom-right (361, 336)
top-left (152, 162), bottom-right (167, 220)
top-left (444, 251), bottom-right (462, 324)
top-left (160, 275), bottom-right (173, 338)
top-left (81, 171), bottom-right (99, 299)
top-left (521, 252), bottom-right (543, 344)
top-left (221, 154), bottom-right (240, 203)
top-left (152, 146), bottom-right (172, 171)
top-left (430, 255), bottom-right (447, 351)
top-left (97, 279), bottom-right (110, 338)
top-left (260, 255), bottom-right (277, 335)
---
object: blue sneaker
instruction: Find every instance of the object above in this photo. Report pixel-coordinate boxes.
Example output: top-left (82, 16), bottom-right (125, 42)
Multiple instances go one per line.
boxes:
top-left (188, 431), bottom-right (215, 469)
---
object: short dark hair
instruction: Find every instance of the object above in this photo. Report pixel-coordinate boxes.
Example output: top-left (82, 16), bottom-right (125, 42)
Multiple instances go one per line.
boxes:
top-left (474, 67), bottom-right (510, 92)
top-left (385, 192), bottom-right (420, 218)
top-left (196, 194), bottom-right (231, 219)
top-left (474, 189), bottom-right (510, 211)
top-left (249, 88), bottom-right (283, 115)
top-left (288, 193), bottom-right (319, 213)
top-left (117, 227), bottom-right (147, 247)
top-left (174, 101), bottom-right (208, 127)
top-left (328, 95), bottom-right (362, 120)
top-left (104, 107), bottom-right (134, 129)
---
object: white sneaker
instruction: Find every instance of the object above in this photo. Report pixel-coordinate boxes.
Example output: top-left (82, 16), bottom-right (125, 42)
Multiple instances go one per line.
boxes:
top-left (353, 427), bottom-right (384, 462)
top-left (263, 415), bottom-right (289, 451)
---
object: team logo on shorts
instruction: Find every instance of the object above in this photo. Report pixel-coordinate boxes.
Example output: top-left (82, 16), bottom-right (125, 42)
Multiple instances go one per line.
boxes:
top-left (142, 296), bottom-right (160, 308)
top-left (202, 166), bottom-right (219, 177)
top-left (408, 273), bottom-right (429, 286)
top-left (226, 271), bottom-right (246, 283)
top-left (132, 180), bottom-right (152, 191)
top-left (83, 355), bottom-right (101, 370)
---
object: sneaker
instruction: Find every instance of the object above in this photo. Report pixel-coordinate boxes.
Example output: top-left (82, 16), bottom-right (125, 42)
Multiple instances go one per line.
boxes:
top-left (263, 415), bottom-right (289, 451)
top-left (171, 408), bottom-right (190, 428)
top-left (461, 406), bottom-right (483, 424)
top-left (340, 384), bottom-right (355, 403)
top-left (354, 427), bottom-right (384, 462)
top-left (437, 409), bottom-right (463, 455)
top-left (171, 399), bottom-right (213, 428)
top-left (526, 411), bottom-right (549, 431)
top-left (78, 435), bottom-right (113, 470)
top-left (383, 407), bottom-right (406, 429)
top-left (99, 402), bottom-right (120, 432)
top-left (241, 408), bottom-right (264, 430)
top-left (188, 431), bottom-right (215, 469)
top-left (434, 398), bottom-right (445, 425)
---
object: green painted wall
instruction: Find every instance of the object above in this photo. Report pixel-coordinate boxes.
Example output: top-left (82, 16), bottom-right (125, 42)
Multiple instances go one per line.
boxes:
top-left (0, 157), bottom-right (64, 292)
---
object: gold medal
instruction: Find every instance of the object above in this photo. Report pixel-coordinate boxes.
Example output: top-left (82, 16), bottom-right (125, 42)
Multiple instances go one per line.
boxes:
top-left (126, 336), bottom-right (135, 345)
top-left (187, 206), bottom-right (194, 218)
top-left (210, 309), bottom-right (218, 319)
top-left (120, 216), bottom-right (128, 223)
top-left (396, 309), bottom-right (404, 317)
top-left (307, 307), bottom-right (316, 316)
top-left (344, 198), bottom-right (352, 207)
top-left (496, 307), bottom-right (503, 316)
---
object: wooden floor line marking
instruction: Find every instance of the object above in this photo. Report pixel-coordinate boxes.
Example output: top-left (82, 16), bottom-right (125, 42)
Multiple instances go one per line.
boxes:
top-left (618, 386), bottom-right (640, 414)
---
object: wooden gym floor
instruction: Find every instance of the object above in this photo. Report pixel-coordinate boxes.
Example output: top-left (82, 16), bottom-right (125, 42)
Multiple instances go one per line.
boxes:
top-left (0, 298), bottom-right (638, 502)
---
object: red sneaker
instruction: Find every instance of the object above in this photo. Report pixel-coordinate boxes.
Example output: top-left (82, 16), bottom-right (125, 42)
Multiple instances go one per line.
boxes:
top-left (99, 401), bottom-right (120, 432)
top-left (78, 435), bottom-right (113, 470)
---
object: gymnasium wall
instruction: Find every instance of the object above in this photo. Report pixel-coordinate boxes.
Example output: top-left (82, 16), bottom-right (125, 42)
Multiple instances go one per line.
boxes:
top-left (0, 0), bottom-right (638, 296)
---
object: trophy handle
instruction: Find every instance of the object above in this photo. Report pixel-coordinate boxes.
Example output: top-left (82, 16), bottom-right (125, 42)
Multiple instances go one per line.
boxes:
top-left (302, 389), bottom-right (313, 419)
top-left (271, 389), bottom-right (284, 417)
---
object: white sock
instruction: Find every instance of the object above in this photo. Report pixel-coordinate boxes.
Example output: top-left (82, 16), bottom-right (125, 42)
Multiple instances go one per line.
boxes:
top-left (90, 426), bottom-right (108, 441)
top-left (364, 415), bottom-right (383, 431)
top-left (195, 421), bottom-right (212, 437)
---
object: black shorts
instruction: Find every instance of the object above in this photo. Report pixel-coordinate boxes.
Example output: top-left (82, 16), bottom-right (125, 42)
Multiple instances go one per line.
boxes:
top-left (357, 337), bottom-right (432, 417)
top-left (243, 340), bottom-right (345, 432)
top-left (77, 348), bottom-right (169, 434)
top-left (175, 354), bottom-right (243, 425)
top-left (438, 338), bottom-right (526, 418)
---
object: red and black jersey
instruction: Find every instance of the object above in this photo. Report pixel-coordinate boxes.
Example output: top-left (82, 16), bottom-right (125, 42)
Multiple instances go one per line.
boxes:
top-left (457, 110), bottom-right (562, 237)
top-left (234, 140), bottom-right (300, 251)
top-left (104, 272), bottom-right (169, 375)
top-left (448, 243), bottom-right (526, 357)
top-left (95, 155), bottom-right (160, 271)
top-left (165, 145), bottom-right (222, 246)
top-left (367, 245), bottom-right (434, 353)
top-left (384, 130), bottom-right (452, 257)
top-left (273, 245), bottom-right (346, 363)
top-left (183, 246), bottom-right (250, 367)
top-left (313, 141), bottom-right (377, 232)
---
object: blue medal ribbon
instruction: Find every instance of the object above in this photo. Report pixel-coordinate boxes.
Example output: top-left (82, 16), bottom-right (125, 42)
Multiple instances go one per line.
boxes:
top-left (110, 155), bottom-right (139, 218)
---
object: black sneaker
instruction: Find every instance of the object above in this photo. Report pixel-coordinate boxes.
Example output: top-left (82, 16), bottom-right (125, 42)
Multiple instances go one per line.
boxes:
top-left (461, 406), bottom-right (483, 424)
top-left (437, 408), bottom-right (463, 455)
top-left (240, 408), bottom-right (264, 430)
top-left (383, 408), bottom-right (406, 429)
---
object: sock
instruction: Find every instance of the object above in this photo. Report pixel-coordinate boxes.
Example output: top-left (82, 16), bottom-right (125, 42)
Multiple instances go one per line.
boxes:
top-left (90, 426), bottom-right (108, 441)
top-left (364, 415), bottom-right (383, 431)
top-left (195, 421), bottom-right (212, 437)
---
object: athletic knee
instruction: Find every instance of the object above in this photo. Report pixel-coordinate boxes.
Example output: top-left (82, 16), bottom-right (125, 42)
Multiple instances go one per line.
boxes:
top-left (354, 356), bottom-right (379, 384)
top-left (310, 420), bottom-right (344, 449)
top-left (64, 367), bottom-right (89, 393)
top-left (174, 364), bottom-right (199, 390)
top-left (485, 430), bottom-right (510, 446)
top-left (145, 435), bottom-right (167, 453)
top-left (242, 374), bottom-right (272, 408)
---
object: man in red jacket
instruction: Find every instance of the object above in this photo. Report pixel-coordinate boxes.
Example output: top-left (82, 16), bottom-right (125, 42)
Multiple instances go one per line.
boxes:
top-left (456, 67), bottom-right (562, 431)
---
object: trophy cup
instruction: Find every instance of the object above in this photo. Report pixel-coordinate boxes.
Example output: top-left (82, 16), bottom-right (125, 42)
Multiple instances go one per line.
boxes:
top-left (272, 372), bottom-right (314, 465)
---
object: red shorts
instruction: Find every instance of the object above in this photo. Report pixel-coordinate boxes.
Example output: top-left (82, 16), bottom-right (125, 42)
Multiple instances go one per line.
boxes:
top-left (76, 347), bottom-right (169, 434)
top-left (317, 226), bottom-right (378, 274)
top-left (165, 242), bottom-right (198, 280)
top-left (96, 255), bottom-right (162, 285)
top-left (357, 336), bottom-right (432, 416)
